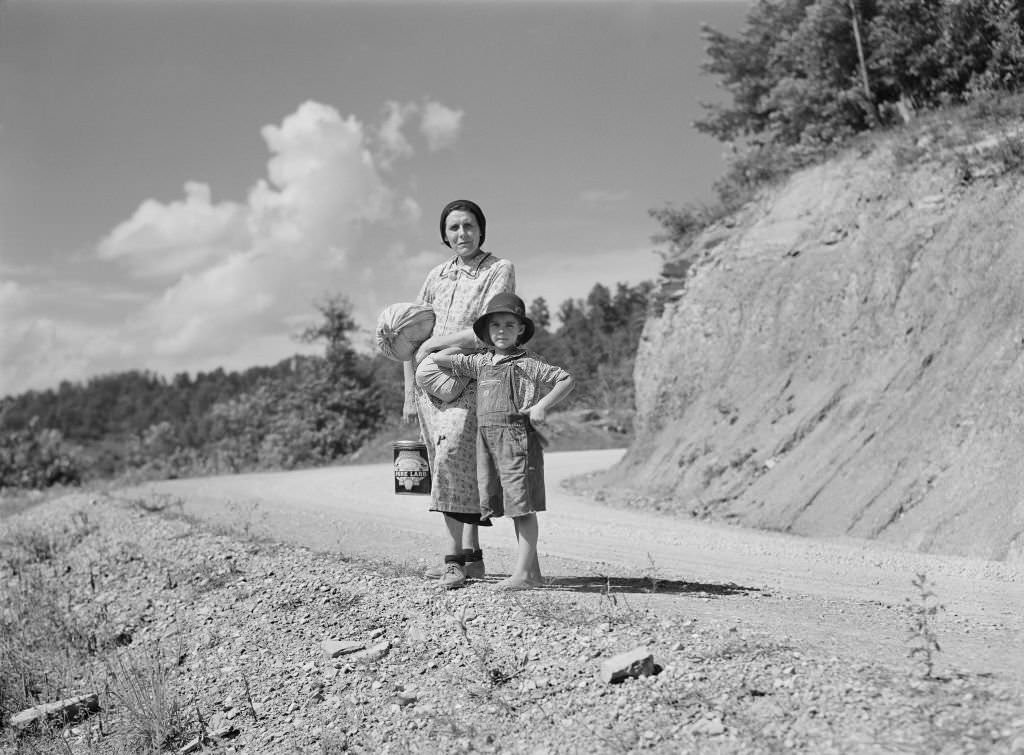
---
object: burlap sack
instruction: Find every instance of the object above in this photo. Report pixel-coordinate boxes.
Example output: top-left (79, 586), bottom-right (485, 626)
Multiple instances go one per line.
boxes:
top-left (415, 355), bottom-right (470, 403)
top-left (375, 302), bottom-right (435, 362)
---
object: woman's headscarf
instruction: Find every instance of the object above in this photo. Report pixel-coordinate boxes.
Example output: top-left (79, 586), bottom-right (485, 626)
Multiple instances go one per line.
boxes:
top-left (439, 199), bottom-right (486, 249)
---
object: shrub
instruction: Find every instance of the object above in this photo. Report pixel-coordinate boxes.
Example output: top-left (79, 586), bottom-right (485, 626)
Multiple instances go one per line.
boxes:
top-left (0, 418), bottom-right (82, 492)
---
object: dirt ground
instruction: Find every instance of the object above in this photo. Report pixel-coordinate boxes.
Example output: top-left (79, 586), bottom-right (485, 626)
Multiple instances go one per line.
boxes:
top-left (120, 448), bottom-right (1024, 685)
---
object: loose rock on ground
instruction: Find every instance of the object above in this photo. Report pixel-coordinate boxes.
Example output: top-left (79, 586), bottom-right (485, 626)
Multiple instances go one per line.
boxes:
top-left (2, 492), bottom-right (1023, 754)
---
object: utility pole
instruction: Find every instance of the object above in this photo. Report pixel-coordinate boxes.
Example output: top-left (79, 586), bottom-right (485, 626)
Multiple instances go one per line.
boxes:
top-left (848, 0), bottom-right (879, 125)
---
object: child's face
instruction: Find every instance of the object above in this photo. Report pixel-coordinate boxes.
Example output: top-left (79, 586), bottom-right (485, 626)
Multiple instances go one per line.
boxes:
top-left (488, 313), bottom-right (525, 352)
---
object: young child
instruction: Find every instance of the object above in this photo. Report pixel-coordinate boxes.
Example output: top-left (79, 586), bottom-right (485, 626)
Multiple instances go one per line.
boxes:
top-left (432, 292), bottom-right (574, 590)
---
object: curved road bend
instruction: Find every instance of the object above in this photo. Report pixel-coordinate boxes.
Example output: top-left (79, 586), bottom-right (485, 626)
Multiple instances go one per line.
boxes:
top-left (120, 449), bottom-right (1024, 680)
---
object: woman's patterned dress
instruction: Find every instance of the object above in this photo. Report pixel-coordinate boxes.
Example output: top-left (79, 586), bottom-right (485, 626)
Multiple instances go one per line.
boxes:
top-left (415, 252), bottom-right (515, 515)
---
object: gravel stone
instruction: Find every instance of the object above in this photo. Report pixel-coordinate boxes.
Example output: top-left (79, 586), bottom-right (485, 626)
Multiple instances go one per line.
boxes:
top-left (3, 493), bottom-right (1023, 754)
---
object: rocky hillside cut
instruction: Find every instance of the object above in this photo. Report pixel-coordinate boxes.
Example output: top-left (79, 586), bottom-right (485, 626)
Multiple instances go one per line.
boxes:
top-left (619, 121), bottom-right (1024, 562)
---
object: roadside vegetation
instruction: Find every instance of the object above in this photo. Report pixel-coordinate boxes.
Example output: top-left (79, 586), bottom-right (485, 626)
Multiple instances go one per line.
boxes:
top-left (7, 1), bottom-right (1024, 498)
top-left (5, 1), bottom-right (1024, 751)
top-left (0, 283), bottom-right (650, 494)
top-left (652, 0), bottom-right (1024, 254)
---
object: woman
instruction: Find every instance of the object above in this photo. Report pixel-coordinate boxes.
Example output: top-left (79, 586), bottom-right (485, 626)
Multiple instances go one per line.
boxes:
top-left (404, 199), bottom-right (515, 589)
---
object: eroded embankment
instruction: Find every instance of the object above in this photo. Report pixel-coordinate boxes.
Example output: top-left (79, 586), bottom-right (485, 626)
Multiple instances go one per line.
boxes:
top-left (618, 129), bottom-right (1024, 561)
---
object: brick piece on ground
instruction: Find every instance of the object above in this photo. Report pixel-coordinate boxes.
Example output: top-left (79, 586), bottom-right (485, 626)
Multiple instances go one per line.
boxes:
top-left (9, 693), bottom-right (101, 730)
top-left (600, 647), bottom-right (655, 683)
top-left (349, 640), bottom-right (391, 665)
top-left (321, 639), bottom-right (365, 659)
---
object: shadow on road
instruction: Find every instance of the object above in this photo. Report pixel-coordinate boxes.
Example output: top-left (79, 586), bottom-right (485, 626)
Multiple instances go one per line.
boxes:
top-left (536, 575), bottom-right (759, 598)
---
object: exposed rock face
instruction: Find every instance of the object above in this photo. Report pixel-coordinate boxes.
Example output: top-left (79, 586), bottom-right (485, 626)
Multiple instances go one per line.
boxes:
top-left (624, 130), bottom-right (1024, 561)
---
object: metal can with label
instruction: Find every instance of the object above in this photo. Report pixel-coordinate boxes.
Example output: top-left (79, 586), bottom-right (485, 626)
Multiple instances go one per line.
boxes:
top-left (393, 440), bottom-right (431, 495)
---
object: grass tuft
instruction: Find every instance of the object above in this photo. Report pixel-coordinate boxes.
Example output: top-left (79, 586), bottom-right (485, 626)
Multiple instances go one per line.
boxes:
top-left (104, 647), bottom-right (193, 752)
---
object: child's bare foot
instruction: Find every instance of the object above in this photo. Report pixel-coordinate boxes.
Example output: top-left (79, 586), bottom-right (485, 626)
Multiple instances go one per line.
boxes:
top-left (494, 575), bottom-right (541, 591)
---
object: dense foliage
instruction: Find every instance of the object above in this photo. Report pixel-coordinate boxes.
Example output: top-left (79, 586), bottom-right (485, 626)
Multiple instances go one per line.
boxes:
top-left (0, 297), bottom-right (397, 489)
top-left (0, 419), bottom-right (81, 490)
top-left (655, 0), bottom-right (1024, 247)
top-left (529, 282), bottom-right (653, 411)
top-left (0, 283), bottom-right (649, 490)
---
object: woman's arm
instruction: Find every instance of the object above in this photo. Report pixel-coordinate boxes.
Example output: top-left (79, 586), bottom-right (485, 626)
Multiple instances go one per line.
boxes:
top-left (414, 327), bottom-right (479, 365)
top-left (402, 360), bottom-right (417, 423)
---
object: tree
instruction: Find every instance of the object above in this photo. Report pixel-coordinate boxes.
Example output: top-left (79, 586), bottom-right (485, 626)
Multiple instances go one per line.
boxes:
top-left (867, 0), bottom-right (947, 113)
top-left (968, 0), bottom-right (1024, 92)
top-left (529, 297), bottom-right (551, 331)
top-left (697, 0), bottom-right (1024, 151)
top-left (768, 0), bottom-right (876, 144)
top-left (696, 0), bottom-right (817, 144)
top-left (534, 282), bottom-right (652, 409)
top-left (0, 418), bottom-right (82, 490)
top-left (299, 294), bottom-right (361, 373)
top-left (585, 284), bottom-right (614, 334)
top-left (688, 0), bottom-right (1024, 214)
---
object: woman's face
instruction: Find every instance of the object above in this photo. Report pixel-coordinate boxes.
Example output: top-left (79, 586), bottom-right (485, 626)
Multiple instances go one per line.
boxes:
top-left (444, 210), bottom-right (482, 259)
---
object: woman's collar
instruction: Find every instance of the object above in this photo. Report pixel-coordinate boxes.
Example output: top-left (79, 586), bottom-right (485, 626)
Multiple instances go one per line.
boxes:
top-left (455, 249), bottom-right (489, 269)
top-left (443, 250), bottom-right (491, 279)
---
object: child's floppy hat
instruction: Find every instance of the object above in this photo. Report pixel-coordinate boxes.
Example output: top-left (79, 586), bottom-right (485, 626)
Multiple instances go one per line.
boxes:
top-left (473, 292), bottom-right (535, 346)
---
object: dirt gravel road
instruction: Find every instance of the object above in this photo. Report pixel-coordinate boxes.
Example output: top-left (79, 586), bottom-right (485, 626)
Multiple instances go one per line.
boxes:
top-left (121, 449), bottom-right (1024, 683)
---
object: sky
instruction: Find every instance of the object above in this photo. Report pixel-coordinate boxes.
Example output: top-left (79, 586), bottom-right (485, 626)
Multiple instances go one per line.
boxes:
top-left (0, 0), bottom-right (748, 398)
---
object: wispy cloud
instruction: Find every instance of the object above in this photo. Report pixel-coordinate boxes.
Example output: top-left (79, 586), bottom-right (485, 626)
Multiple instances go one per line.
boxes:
top-left (420, 101), bottom-right (463, 151)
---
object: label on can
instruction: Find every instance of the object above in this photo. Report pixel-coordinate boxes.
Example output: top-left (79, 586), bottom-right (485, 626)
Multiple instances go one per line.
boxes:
top-left (393, 441), bottom-right (431, 495)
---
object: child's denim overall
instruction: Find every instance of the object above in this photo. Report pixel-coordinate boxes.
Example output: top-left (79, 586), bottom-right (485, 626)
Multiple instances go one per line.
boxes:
top-left (475, 355), bottom-right (546, 519)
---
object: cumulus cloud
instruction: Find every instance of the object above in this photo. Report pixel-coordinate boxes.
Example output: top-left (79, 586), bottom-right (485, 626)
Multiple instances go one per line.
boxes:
top-left (0, 279), bottom-right (127, 397)
top-left (97, 182), bottom-right (248, 278)
top-left (377, 99), bottom-right (463, 161)
top-left (127, 100), bottom-right (418, 366)
top-left (420, 101), bottom-right (463, 151)
top-left (2, 99), bottom-right (466, 394)
top-left (0, 314), bottom-right (88, 397)
top-left (377, 100), bottom-right (416, 167)
top-left (0, 279), bottom-right (24, 311)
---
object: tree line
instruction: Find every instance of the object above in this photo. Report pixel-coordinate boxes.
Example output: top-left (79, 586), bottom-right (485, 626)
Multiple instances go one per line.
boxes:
top-left (0, 282), bottom-right (651, 490)
top-left (654, 0), bottom-right (1024, 248)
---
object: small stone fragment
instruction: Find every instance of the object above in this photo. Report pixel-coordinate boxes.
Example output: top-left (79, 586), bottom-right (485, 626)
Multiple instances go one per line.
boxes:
top-left (600, 647), bottom-right (655, 683)
top-left (9, 693), bottom-right (101, 731)
top-left (689, 714), bottom-right (725, 736)
top-left (320, 639), bottom-right (364, 659)
top-left (211, 722), bottom-right (239, 739)
top-left (350, 640), bottom-right (391, 664)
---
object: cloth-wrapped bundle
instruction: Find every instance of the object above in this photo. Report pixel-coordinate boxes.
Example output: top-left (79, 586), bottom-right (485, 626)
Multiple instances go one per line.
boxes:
top-left (415, 354), bottom-right (471, 403)
top-left (376, 302), bottom-right (435, 362)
